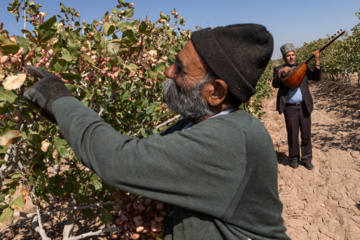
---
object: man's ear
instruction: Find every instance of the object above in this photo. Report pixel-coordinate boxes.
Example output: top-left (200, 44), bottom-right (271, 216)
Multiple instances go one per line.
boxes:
top-left (203, 79), bottom-right (228, 107)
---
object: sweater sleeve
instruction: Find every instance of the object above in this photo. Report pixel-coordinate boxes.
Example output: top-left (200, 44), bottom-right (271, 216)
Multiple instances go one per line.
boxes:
top-left (272, 66), bottom-right (287, 88)
top-left (306, 66), bottom-right (321, 81)
top-left (52, 97), bottom-right (249, 218)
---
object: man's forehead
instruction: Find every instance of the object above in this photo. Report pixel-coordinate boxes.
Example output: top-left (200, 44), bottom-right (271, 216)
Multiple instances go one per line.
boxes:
top-left (177, 40), bottom-right (205, 68)
top-left (285, 51), bottom-right (296, 56)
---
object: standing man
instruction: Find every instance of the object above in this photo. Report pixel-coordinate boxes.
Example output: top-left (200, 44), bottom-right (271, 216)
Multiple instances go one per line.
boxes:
top-left (272, 43), bottom-right (321, 170)
top-left (24, 24), bottom-right (290, 239)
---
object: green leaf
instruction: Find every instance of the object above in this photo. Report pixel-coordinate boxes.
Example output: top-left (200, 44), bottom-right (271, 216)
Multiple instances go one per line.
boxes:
top-left (103, 22), bottom-right (115, 36)
top-left (0, 87), bottom-right (17, 102)
top-left (124, 63), bottom-right (138, 72)
top-left (160, 12), bottom-right (167, 20)
top-left (10, 173), bottom-right (23, 179)
top-left (1, 44), bottom-right (19, 55)
top-left (64, 181), bottom-right (73, 194)
top-left (90, 173), bottom-right (100, 180)
top-left (100, 208), bottom-right (112, 224)
top-left (94, 31), bottom-right (102, 42)
top-left (0, 208), bottom-right (12, 224)
top-left (67, 41), bottom-right (80, 61)
top-left (121, 30), bottom-right (137, 46)
top-left (107, 42), bottom-right (120, 56)
top-left (155, 62), bottom-right (166, 73)
top-left (60, 73), bottom-right (81, 81)
top-left (140, 128), bottom-right (147, 137)
top-left (157, 72), bottom-right (166, 81)
top-left (83, 54), bottom-right (94, 65)
top-left (46, 186), bottom-right (66, 197)
top-left (141, 99), bottom-right (148, 108)
top-left (21, 29), bottom-right (37, 43)
top-left (92, 179), bottom-right (102, 190)
top-left (0, 145), bottom-right (10, 154)
top-left (147, 70), bottom-right (155, 80)
top-left (17, 36), bottom-right (29, 51)
top-left (60, 3), bottom-right (66, 11)
top-left (160, 12), bottom-right (170, 21)
top-left (51, 56), bottom-right (67, 72)
top-left (121, 91), bottom-right (130, 100)
top-left (39, 15), bottom-right (57, 31)
top-left (10, 196), bottom-right (24, 209)
top-left (0, 204), bottom-right (8, 210)
top-left (117, 21), bottom-right (134, 30)
top-left (0, 192), bottom-right (6, 202)
top-left (81, 208), bottom-right (96, 219)
top-left (39, 29), bottom-right (57, 44)
top-left (54, 137), bottom-right (69, 157)
top-left (61, 48), bottom-right (71, 62)
top-left (124, 8), bottom-right (134, 18)
top-left (37, 16), bottom-right (57, 44)
top-left (139, 21), bottom-right (152, 35)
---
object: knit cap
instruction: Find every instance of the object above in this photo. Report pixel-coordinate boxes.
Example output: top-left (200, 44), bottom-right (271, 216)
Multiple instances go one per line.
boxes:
top-left (191, 23), bottom-right (273, 103)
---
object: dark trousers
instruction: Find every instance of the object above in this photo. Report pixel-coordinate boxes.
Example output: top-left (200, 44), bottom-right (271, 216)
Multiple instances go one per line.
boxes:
top-left (283, 103), bottom-right (312, 163)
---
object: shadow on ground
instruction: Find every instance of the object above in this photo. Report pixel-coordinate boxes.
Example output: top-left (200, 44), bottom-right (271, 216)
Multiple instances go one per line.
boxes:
top-left (276, 151), bottom-right (289, 166)
top-left (310, 80), bottom-right (360, 152)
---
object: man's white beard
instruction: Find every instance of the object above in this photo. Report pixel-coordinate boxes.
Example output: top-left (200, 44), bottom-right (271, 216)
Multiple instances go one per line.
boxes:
top-left (162, 78), bottom-right (214, 122)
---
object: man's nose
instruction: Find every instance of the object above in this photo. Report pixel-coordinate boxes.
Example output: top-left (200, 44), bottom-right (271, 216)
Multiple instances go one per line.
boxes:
top-left (165, 64), bottom-right (176, 79)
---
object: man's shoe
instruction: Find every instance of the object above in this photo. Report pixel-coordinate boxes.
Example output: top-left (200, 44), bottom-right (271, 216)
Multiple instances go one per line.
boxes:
top-left (302, 162), bottom-right (314, 170)
top-left (289, 161), bottom-right (299, 169)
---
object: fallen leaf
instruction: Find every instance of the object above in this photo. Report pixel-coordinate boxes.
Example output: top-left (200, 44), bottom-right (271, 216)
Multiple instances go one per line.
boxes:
top-left (41, 140), bottom-right (51, 152)
top-left (52, 149), bottom-right (59, 162)
top-left (11, 195), bottom-right (25, 210)
top-left (3, 72), bottom-right (27, 90)
top-left (0, 130), bottom-right (22, 145)
top-left (21, 188), bottom-right (29, 204)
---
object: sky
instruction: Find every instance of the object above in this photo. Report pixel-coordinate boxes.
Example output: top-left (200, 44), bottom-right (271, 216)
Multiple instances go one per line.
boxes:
top-left (1, 0), bottom-right (359, 60)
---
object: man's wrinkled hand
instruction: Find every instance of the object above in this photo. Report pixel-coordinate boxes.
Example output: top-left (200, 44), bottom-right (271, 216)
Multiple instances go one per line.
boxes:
top-left (278, 66), bottom-right (292, 78)
top-left (24, 65), bottom-right (73, 123)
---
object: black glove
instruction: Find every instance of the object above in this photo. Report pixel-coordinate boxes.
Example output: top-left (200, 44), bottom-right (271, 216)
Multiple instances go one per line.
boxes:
top-left (24, 65), bottom-right (73, 123)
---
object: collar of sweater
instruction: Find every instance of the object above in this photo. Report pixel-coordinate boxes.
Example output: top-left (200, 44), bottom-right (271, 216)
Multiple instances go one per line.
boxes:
top-left (181, 108), bottom-right (236, 130)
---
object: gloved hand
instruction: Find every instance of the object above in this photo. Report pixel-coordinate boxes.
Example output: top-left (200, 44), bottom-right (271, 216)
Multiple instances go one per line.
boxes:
top-left (24, 65), bottom-right (73, 123)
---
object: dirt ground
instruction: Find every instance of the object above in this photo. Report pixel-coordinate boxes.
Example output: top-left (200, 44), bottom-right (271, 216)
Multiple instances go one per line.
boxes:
top-left (1, 78), bottom-right (359, 240)
top-left (261, 79), bottom-right (360, 240)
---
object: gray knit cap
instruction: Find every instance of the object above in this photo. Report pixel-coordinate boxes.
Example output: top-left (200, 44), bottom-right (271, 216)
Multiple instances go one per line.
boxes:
top-left (191, 24), bottom-right (274, 103)
top-left (280, 43), bottom-right (296, 56)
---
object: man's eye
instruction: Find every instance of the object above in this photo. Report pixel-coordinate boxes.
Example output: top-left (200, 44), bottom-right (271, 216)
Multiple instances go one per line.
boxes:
top-left (175, 56), bottom-right (186, 75)
top-left (175, 61), bottom-right (183, 74)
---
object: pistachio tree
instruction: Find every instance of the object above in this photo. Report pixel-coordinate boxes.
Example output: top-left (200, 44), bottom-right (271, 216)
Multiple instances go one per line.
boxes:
top-left (0, 1), bottom-right (274, 239)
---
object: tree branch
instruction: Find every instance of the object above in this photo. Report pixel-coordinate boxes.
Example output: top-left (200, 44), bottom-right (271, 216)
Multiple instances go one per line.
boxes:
top-left (14, 201), bottom-right (116, 219)
top-left (67, 227), bottom-right (120, 240)
top-left (132, 114), bottom-right (181, 138)
top-left (33, 195), bottom-right (51, 240)
top-left (63, 197), bottom-right (76, 240)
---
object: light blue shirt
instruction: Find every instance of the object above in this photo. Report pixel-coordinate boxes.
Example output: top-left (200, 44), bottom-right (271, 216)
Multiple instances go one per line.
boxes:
top-left (287, 87), bottom-right (303, 104)
top-left (285, 64), bottom-right (303, 104)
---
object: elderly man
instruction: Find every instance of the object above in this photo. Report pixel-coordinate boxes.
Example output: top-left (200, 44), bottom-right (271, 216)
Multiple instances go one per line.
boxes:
top-left (272, 43), bottom-right (321, 170)
top-left (24, 24), bottom-right (289, 240)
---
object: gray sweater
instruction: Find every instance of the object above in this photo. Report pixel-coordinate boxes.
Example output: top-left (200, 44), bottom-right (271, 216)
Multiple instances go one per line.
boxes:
top-left (53, 97), bottom-right (290, 240)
